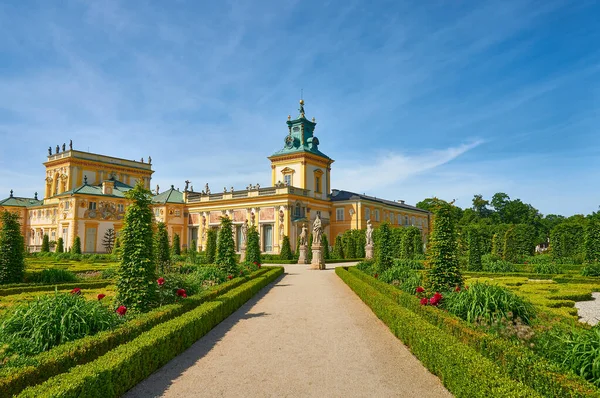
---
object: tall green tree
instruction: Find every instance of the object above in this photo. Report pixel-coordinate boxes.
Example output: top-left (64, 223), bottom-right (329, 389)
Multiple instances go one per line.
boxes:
top-left (321, 233), bottom-right (330, 260)
top-left (56, 237), bottom-right (64, 253)
top-left (401, 226), bottom-right (421, 259)
top-left (279, 235), bottom-right (293, 260)
top-left (0, 211), bottom-right (25, 284)
top-left (503, 224), bottom-right (536, 262)
top-left (551, 222), bottom-right (585, 260)
top-left (343, 230), bottom-right (357, 259)
top-left (116, 181), bottom-right (156, 312)
top-left (355, 229), bottom-right (367, 258)
top-left (206, 229), bottom-right (217, 263)
top-left (154, 222), bottom-right (171, 273)
top-left (585, 219), bottom-right (600, 263)
top-left (41, 234), bottom-right (50, 253)
top-left (375, 222), bottom-right (394, 273)
top-left (425, 199), bottom-right (462, 292)
top-left (467, 226), bottom-right (482, 271)
top-left (102, 229), bottom-right (116, 253)
top-left (246, 224), bottom-right (261, 265)
top-left (332, 234), bottom-right (344, 259)
top-left (72, 236), bottom-right (82, 254)
top-left (171, 233), bottom-right (181, 256)
top-left (216, 217), bottom-right (237, 275)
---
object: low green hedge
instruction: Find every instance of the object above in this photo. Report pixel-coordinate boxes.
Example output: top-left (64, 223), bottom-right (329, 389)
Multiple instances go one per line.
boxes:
top-left (346, 267), bottom-right (600, 397)
top-left (325, 258), bottom-right (364, 263)
top-left (0, 280), bottom-right (113, 297)
top-left (261, 259), bottom-right (298, 264)
top-left (336, 267), bottom-right (539, 397)
top-left (18, 267), bottom-right (283, 398)
top-left (0, 268), bottom-right (274, 398)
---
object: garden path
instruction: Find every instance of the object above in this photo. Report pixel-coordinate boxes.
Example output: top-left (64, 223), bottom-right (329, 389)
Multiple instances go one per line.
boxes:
top-left (125, 263), bottom-right (452, 397)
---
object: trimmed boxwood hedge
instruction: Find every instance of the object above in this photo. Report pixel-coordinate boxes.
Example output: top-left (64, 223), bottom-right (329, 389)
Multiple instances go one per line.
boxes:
top-left (343, 267), bottom-right (600, 397)
top-left (0, 280), bottom-right (113, 297)
top-left (336, 267), bottom-right (539, 397)
top-left (0, 268), bottom-right (274, 398)
top-left (18, 267), bottom-right (283, 398)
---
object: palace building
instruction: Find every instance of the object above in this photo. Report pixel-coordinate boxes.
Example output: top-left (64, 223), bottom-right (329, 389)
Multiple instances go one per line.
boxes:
top-left (0, 100), bottom-right (430, 254)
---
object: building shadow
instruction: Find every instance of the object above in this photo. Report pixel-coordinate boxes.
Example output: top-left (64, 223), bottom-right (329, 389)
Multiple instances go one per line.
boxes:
top-left (124, 273), bottom-right (285, 398)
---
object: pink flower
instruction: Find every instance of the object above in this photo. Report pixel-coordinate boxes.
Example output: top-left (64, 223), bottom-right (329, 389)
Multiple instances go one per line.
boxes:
top-left (157, 277), bottom-right (165, 286)
top-left (420, 297), bottom-right (428, 306)
top-left (176, 289), bottom-right (186, 297)
top-left (116, 306), bottom-right (127, 316)
top-left (70, 288), bottom-right (81, 295)
top-left (416, 286), bottom-right (425, 293)
top-left (97, 293), bottom-right (106, 300)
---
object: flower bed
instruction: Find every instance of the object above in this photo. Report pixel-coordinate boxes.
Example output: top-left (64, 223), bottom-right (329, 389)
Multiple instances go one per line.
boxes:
top-left (0, 280), bottom-right (113, 297)
top-left (17, 267), bottom-right (283, 398)
top-left (338, 267), bottom-right (600, 397)
top-left (0, 267), bottom-right (276, 397)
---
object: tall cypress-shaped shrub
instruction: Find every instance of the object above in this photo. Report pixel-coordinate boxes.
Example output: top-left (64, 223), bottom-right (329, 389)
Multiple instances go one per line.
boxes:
top-left (333, 234), bottom-right (344, 259)
top-left (413, 229), bottom-right (424, 256)
top-left (307, 234), bottom-right (313, 262)
top-left (41, 234), bottom-right (50, 253)
top-left (246, 224), bottom-right (261, 265)
top-left (171, 233), bottom-right (181, 256)
top-left (355, 229), bottom-right (366, 258)
top-left (585, 220), bottom-right (600, 263)
top-left (467, 226), bottom-right (482, 271)
top-left (551, 222), bottom-right (585, 260)
top-left (154, 222), bottom-right (171, 273)
top-left (503, 224), bottom-right (536, 263)
top-left (401, 226), bottom-right (421, 259)
top-left (72, 236), bottom-right (82, 254)
top-left (56, 237), bottom-right (64, 253)
top-left (116, 182), bottom-right (156, 312)
top-left (375, 222), bottom-right (394, 273)
top-left (321, 233), bottom-right (330, 260)
top-left (392, 228), bottom-right (404, 258)
top-left (344, 230), bottom-right (357, 259)
top-left (425, 199), bottom-right (462, 292)
top-left (295, 236), bottom-right (301, 258)
top-left (280, 235), bottom-right (293, 260)
top-left (216, 217), bottom-right (237, 275)
top-left (0, 211), bottom-right (25, 284)
top-left (206, 229), bottom-right (217, 264)
top-left (102, 229), bottom-right (116, 253)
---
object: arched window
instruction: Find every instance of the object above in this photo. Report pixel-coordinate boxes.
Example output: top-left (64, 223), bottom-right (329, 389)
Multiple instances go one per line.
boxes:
top-left (375, 210), bottom-right (380, 222)
top-left (411, 216), bottom-right (416, 225)
top-left (365, 208), bottom-right (371, 220)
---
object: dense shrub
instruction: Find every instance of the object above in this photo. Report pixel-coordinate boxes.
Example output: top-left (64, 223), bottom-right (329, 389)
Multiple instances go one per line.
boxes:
top-left (307, 234), bottom-right (313, 262)
top-left (332, 235), bottom-right (344, 259)
top-left (205, 229), bottom-right (217, 264)
top-left (0, 292), bottom-right (122, 356)
top-left (582, 263), bottom-right (600, 277)
top-left (215, 217), bottom-right (237, 275)
top-left (503, 224), bottom-right (536, 263)
top-left (442, 282), bottom-right (536, 325)
top-left (245, 224), bottom-right (261, 266)
top-left (375, 222), bottom-right (394, 273)
top-left (321, 234), bottom-right (330, 260)
top-left (0, 211), bottom-right (25, 284)
top-left (41, 235), bottom-right (50, 253)
top-left (401, 226), bottom-right (422, 259)
top-left (585, 219), bottom-right (600, 264)
top-left (279, 235), bottom-right (293, 260)
top-left (171, 233), bottom-right (181, 256)
top-left (391, 228), bottom-right (404, 258)
top-left (393, 258), bottom-right (424, 270)
top-left (425, 199), bottom-right (462, 292)
top-left (356, 259), bottom-right (375, 275)
top-left (116, 181), bottom-right (156, 312)
top-left (491, 224), bottom-right (511, 258)
top-left (481, 255), bottom-right (517, 273)
top-left (192, 265), bottom-right (227, 286)
top-left (467, 226), bottom-right (482, 271)
top-left (354, 229), bottom-right (367, 259)
top-left (154, 222), bottom-right (171, 274)
top-left (379, 267), bottom-right (422, 293)
top-left (551, 222), bottom-right (584, 260)
top-left (72, 236), bottom-right (82, 255)
top-left (533, 262), bottom-right (563, 275)
top-left (343, 230), bottom-right (357, 259)
top-left (27, 269), bottom-right (78, 284)
top-left (56, 238), bottom-right (64, 253)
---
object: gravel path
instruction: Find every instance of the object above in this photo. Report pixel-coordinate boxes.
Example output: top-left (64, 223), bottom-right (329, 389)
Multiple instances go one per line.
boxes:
top-left (125, 264), bottom-right (452, 398)
top-left (575, 292), bottom-right (600, 325)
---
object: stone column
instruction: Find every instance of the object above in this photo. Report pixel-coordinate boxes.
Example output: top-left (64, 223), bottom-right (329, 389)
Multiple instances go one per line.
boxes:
top-left (310, 242), bottom-right (325, 270)
top-left (297, 245), bottom-right (308, 264)
top-left (365, 244), bottom-right (374, 260)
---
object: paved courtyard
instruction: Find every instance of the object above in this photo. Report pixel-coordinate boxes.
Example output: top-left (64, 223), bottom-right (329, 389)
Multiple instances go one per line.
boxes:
top-left (125, 264), bottom-right (452, 397)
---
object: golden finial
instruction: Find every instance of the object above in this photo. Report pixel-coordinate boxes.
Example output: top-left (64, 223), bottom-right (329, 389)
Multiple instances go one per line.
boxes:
top-left (288, 115), bottom-right (291, 120)
top-left (299, 99), bottom-right (304, 105)
top-left (312, 117), bottom-right (316, 122)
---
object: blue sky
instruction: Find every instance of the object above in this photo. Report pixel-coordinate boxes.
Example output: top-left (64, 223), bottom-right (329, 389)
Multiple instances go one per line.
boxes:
top-left (1, 0), bottom-right (599, 216)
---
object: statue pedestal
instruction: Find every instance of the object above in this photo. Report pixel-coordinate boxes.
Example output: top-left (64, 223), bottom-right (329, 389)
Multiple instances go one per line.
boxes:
top-left (239, 246), bottom-right (246, 263)
top-left (310, 244), bottom-right (325, 270)
top-left (365, 244), bottom-right (374, 260)
top-left (297, 245), bottom-right (308, 264)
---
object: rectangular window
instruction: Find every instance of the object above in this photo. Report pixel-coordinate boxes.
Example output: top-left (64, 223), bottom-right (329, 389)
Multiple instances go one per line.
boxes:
top-left (284, 175), bottom-right (291, 186)
top-left (315, 176), bottom-right (321, 193)
top-left (365, 208), bottom-right (370, 220)
top-left (390, 212), bottom-right (394, 223)
top-left (117, 204), bottom-right (124, 212)
top-left (175, 209), bottom-right (181, 217)
top-left (64, 201), bottom-right (70, 210)
top-left (375, 210), bottom-right (380, 222)
top-left (88, 202), bottom-right (96, 211)
top-left (336, 208), bottom-right (344, 221)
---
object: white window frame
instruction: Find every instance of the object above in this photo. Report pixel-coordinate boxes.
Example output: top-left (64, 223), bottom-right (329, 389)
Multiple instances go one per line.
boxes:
top-left (336, 208), bottom-right (344, 221)
top-left (365, 208), bottom-right (370, 220)
top-left (88, 202), bottom-right (97, 211)
top-left (375, 209), bottom-right (380, 222)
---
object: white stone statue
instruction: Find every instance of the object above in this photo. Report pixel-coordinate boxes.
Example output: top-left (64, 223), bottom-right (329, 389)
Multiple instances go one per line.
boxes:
top-left (366, 219), bottom-right (374, 246)
top-left (241, 219), bottom-right (248, 245)
top-left (300, 224), bottom-right (308, 246)
top-left (312, 214), bottom-right (322, 245)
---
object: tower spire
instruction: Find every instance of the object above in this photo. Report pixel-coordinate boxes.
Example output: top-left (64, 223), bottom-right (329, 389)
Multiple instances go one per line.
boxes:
top-left (299, 98), bottom-right (305, 118)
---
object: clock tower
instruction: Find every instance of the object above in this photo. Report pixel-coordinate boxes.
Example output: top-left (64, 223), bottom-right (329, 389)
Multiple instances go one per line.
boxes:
top-left (269, 100), bottom-right (334, 199)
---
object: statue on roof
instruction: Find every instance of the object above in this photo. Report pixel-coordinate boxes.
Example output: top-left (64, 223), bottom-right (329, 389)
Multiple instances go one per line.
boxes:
top-left (148, 156), bottom-right (152, 164)
top-left (48, 147), bottom-right (52, 156)
top-left (205, 183), bottom-right (210, 195)
top-left (156, 184), bottom-right (160, 195)
top-left (55, 145), bottom-right (59, 154)
top-left (62, 143), bottom-right (66, 152)
top-left (184, 180), bottom-right (190, 191)
top-left (69, 140), bottom-right (72, 150)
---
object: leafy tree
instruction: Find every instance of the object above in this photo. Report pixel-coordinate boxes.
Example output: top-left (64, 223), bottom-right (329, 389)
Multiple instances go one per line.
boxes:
top-left (246, 224), bottom-right (261, 265)
top-left (113, 235), bottom-right (122, 259)
top-left (472, 194), bottom-right (492, 218)
top-left (171, 233), bottom-right (181, 256)
top-left (56, 237), bottom-right (64, 253)
top-left (307, 234), bottom-right (313, 262)
top-left (41, 234), bottom-right (50, 253)
top-left (116, 181), bottom-right (156, 312)
top-left (72, 236), bottom-right (82, 254)
top-left (102, 228), bottom-right (116, 253)
top-left (391, 228), bottom-right (404, 258)
top-left (216, 217), bottom-right (237, 275)
top-left (467, 226), bottom-right (482, 271)
top-left (401, 226), bottom-right (421, 259)
top-left (154, 222), bottom-right (171, 273)
top-left (343, 230), bottom-right (357, 259)
top-left (503, 224), bottom-right (536, 263)
top-left (280, 235), bottom-right (293, 260)
top-left (0, 211), bottom-right (25, 284)
top-left (425, 199), bottom-right (462, 292)
top-left (321, 233), bottom-right (330, 260)
top-left (354, 229), bottom-right (366, 258)
top-left (332, 234), bottom-right (344, 259)
top-left (585, 220), bottom-right (600, 263)
top-left (375, 222), bottom-right (394, 273)
top-left (206, 229), bottom-right (217, 264)
top-left (550, 222), bottom-right (584, 260)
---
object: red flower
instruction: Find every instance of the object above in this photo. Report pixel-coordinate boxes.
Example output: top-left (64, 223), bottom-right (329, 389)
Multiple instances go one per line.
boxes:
top-left (116, 306), bottom-right (127, 316)
top-left (253, 261), bottom-right (258, 265)
top-left (420, 297), bottom-right (428, 306)
top-left (455, 286), bottom-right (461, 292)
top-left (70, 288), bottom-right (81, 295)
top-left (257, 264), bottom-right (261, 268)
top-left (228, 274), bottom-right (233, 280)
top-left (374, 273), bottom-right (378, 279)
top-left (157, 277), bottom-right (165, 286)
top-left (176, 289), bottom-right (186, 297)
top-left (182, 293), bottom-right (187, 298)
top-left (416, 286), bottom-right (425, 293)
top-left (97, 293), bottom-right (106, 300)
